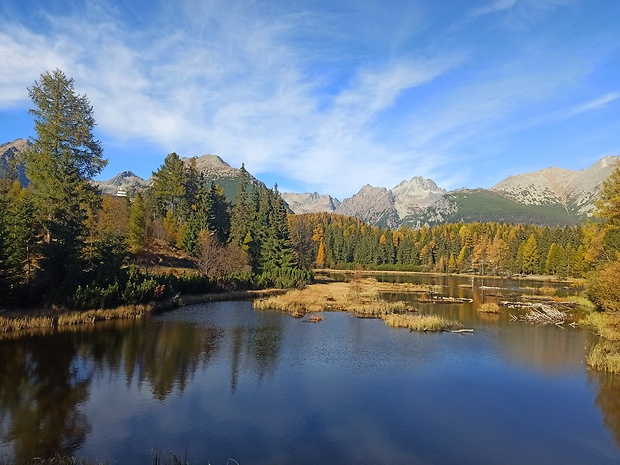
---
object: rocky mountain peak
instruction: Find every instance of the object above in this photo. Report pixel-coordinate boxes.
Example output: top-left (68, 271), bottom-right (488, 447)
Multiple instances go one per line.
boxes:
top-left (391, 176), bottom-right (446, 219)
top-left (281, 192), bottom-right (341, 214)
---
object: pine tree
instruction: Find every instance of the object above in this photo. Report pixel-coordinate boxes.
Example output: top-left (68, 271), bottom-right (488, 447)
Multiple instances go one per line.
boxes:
top-left (23, 69), bottom-right (106, 296)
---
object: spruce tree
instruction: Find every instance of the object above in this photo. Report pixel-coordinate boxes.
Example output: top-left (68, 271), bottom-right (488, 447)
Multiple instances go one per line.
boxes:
top-left (229, 164), bottom-right (253, 247)
top-left (23, 69), bottom-right (106, 296)
top-left (152, 152), bottom-right (187, 218)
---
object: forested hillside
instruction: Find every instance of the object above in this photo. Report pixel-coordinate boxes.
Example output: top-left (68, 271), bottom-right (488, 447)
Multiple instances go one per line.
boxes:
top-left (290, 213), bottom-right (590, 276)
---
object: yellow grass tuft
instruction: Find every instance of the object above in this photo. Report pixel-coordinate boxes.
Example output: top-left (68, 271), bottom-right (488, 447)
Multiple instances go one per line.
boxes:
top-left (587, 340), bottom-right (620, 374)
top-left (477, 302), bottom-right (500, 313)
top-left (381, 313), bottom-right (462, 332)
top-left (252, 279), bottom-right (413, 317)
top-left (0, 305), bottom-right (154, 336)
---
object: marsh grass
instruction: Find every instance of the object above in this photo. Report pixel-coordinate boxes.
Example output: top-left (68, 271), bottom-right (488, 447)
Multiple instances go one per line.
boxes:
top-left (381, 313), bottom-right (462, 332)
top-left (587, 340), bottom-right (620, 373)
top-left (0, 289), bottom-right (285, 337)
top-left (253, 279), bottom-right (413, 317)
top-left (583, 312), bottom-right (620, 341)
top-left (0, 305), bottom-right (153, 334)
top-left (582, 312), bottom-right (620, 374)
top-left (539, 286), bottom-right (557, 296)
top-left (477, 302), bottom-right (501, 313)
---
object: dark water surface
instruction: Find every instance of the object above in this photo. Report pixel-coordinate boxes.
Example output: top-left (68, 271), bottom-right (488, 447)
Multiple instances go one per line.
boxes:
top-left (1, 275), bottom-right (620, 464)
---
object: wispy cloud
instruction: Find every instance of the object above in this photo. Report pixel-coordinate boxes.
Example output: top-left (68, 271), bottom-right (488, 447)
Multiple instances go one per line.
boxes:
top-left (569, 92), bottom-right (620, 117)
top-left (469, 0), bottom-right (519, 19)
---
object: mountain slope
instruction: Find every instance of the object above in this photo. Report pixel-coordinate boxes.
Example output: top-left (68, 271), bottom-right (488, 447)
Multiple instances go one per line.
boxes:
top-left (0, 138), bottom-right (29, 185)
top-left (94, 171), bottom-right (149, 195)
top-left (280, 192), bottom-right (341, 214)
top-left (336, 185), bottom-right (400, 228)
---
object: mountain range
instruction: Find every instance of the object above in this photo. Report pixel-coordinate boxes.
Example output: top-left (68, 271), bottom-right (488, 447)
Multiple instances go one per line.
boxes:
top-left (280, 156), bottom-right (619, 228)
top-left (2, 138), bottom-right (618, 228)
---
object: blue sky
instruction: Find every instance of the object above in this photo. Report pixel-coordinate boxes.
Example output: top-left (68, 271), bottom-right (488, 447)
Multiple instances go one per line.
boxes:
top-left (1, 0), bottom-right (619, 199)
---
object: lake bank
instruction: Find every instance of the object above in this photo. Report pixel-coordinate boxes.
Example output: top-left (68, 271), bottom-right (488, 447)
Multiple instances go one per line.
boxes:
top-left (0, 289), bottom-right (286, 336)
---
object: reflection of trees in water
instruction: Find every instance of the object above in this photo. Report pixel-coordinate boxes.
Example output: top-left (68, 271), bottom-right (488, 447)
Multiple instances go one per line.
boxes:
top-left (130, 323), bottom-right (222, 401)
top-left (0, 333), bottom-right (91, 462)
top-left (591, 371), bottom-right (620, 448)
top-left (0, 319), bottom-right (223, 460)
top-left (228, 323), bottom-right (283, 393)
top-left (0, 313), bottom-right (284, 460)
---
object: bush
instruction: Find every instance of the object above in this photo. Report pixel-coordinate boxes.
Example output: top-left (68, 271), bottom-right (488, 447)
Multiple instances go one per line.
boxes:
top-left (587, 259), bottom-right (620, 314)
top-left (73, 282), bottom-right (121, 309)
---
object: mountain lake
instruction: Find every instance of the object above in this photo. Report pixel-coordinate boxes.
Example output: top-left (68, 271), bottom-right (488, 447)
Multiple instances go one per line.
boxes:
top-left (1, 274), bottom-right (619, 465)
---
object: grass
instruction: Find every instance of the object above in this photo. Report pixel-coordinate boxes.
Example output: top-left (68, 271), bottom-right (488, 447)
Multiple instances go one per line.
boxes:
top-left (253, 279), bottom-right (414, 318)
top-left (582, 311), bottom-right (620, 374)
top-left (381, 313), bottom-right (462, 332)
top-left (253, 278), bottom-right (464, 332)
top-left (477, 302), bottom-right (501, 313)
top-left (587, 340), bottom-right (620, 373)
top-left (0, 304), bottom-right (153, 334)
top-left (0, 289), bottom-right (285, 337)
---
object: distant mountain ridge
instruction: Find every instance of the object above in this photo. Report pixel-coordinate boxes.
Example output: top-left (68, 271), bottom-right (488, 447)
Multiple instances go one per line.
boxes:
top-left (2, 137), bottom-right (618, 228)
top-left (282, 156), bottom-right (620, 228)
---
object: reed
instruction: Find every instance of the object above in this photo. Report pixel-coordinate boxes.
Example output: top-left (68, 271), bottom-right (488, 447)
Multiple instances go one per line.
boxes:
top-left (0, 305), bottom-right (153, 335)
top-left (583, 312), bottom-right (620, 341)
top-left (252, 279), bottom-right (412, 317)
top-left (587, 340), bottom-right (620, 374)
top-left (477, 302), bottom-right (500, 313)
top-left (381, 313), bottom-right (462, 332)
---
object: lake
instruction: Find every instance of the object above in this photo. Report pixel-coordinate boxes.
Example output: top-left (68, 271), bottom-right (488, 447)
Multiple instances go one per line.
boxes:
top-left (1, 274), bottom-right (619, 464)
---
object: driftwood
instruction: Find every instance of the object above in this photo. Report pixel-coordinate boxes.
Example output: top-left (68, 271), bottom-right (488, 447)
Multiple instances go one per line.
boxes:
top-left (449, 329), bottom-right (474, 334)
top-left (509, 303), bottom-right (570, 325)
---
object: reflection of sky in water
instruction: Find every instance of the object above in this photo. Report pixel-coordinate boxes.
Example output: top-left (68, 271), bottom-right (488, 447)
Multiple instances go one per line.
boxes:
top-left (1, 289), bottom-right (619, 464)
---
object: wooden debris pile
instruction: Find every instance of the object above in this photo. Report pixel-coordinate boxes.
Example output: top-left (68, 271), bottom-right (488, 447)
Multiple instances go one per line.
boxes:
top-left (508, 303), bottom-right (572, 326)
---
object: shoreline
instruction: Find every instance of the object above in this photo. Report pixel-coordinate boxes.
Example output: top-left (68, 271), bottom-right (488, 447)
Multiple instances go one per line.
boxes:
top-left (315, 268), bottom-right (582, 283)
top-left (0, 288), bottom-right (286, 337)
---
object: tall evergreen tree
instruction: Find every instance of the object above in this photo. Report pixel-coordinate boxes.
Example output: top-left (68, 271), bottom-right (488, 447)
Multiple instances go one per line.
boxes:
top-left (152, 152), bottom-right (187, 218)
top-left (229, 164), bottom-right (253, 247)
top-left (23, 69), bottom-right (106, 297)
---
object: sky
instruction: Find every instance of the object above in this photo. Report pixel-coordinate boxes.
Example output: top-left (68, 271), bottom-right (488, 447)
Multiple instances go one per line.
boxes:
top-left (1, 0), bottom-right (619, 199)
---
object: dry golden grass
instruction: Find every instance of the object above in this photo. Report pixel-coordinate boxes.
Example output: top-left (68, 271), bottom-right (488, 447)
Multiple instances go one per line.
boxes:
top-left (253, 279), bottom-right (413, 317)
top-left (0, 305), bottom-right (153, 335)
top-left (583, 312), bottom-right (620, 341)
top-left (381, 313), bottom-right (462, 332)
top-left (477, 302), bottom-right (501, 313)
top-left (539, 286), bottom-right (557, 296)
top-left (587, 340), bottom-right (620, 374)
top-left (582, 312), bottom-right (620, 374)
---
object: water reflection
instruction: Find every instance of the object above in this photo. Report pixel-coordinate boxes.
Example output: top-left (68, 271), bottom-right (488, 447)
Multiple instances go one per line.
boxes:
top-left (592, 370), bottom-right (620, 448)
top-left (0, 333), bottom-right (91, 462)
top-left (0, 277), bottom-right (618, 463)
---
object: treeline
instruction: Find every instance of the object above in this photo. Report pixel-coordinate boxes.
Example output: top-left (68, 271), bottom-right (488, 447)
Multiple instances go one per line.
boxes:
top-left (0, 70), bottom-right (309, 310)
top-left (289, 212), bottom-right (615, 279)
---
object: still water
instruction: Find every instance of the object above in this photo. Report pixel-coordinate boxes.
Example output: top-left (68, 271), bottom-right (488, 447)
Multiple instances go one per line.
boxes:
top-left (1, 275), bottom-right (620, 464)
